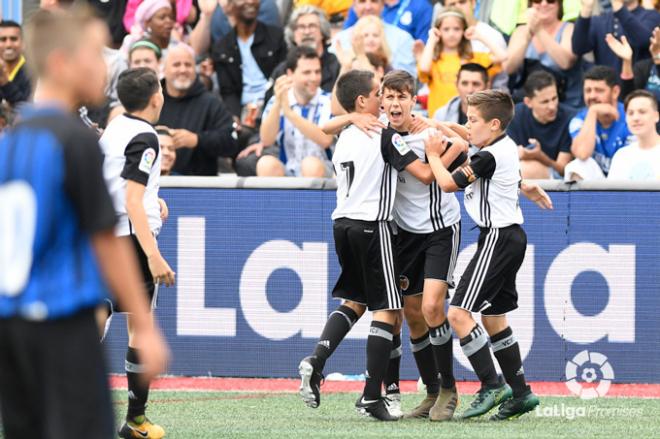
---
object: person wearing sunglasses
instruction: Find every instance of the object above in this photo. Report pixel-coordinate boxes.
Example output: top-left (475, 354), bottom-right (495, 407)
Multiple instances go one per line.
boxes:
top-left (573, 0), bottom-right (660, 73)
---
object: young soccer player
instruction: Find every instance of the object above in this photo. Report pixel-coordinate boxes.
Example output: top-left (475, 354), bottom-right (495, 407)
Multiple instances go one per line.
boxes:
top-left (298, 69), bottom-right (439, 421)
top-left (0, 8), bottom-right (168, 439)
top-left (100, 67), bottom-right (175, 439)
top-left (425, 89), bottom-right (552, 421)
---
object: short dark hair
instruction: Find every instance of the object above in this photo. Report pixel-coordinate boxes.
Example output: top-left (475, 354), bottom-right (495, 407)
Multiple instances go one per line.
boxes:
top-left (584, 65), bottom-right (619, 88)
top-left (117, 67), bottom-right (160, 112)
top-left (467, 90), bottom-right (515, 130)
top-left (381, 69), bottom-right (415, 97)
top-left (457, 63), bottom-right (488, 85)
top-left (523, 70), bottom-right (556, 98)
top-left (285, 45), bottom-right (320, 72)
top-left (624, 89), bottom-right (659, 112)
top-left (336, 70), bottom-right (375, 113)
top-left (0, 20), bottom-right (21, 31)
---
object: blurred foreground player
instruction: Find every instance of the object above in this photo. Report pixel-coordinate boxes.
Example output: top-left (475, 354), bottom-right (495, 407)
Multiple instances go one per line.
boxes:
top-left (425, 90), bottom-right (552, 421)
top-left (0, 8), bottom-right (168, 439)
top-left (100, 67), bottom-right (175, 439)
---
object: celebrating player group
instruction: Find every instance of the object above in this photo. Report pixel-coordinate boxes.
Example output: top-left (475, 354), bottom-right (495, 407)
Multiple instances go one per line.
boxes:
top-left (298, 69), bottom-right (553, 422)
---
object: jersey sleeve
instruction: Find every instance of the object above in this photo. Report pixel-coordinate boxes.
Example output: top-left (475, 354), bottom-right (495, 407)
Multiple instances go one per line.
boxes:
top-left (447, 151), bottom-right (468, 173)
top-left (380, 128), bottom-right (418, 172)
top-left (452, 150), bottom-right (496, 188)
top-left (63, 128), bottom-right (117, 234)
top-left (120, 132), bottom-right (160, 186)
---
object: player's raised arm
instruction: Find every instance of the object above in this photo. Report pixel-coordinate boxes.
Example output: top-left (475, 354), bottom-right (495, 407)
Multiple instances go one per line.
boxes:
top-left (521, 181), bottom-right (554, 210)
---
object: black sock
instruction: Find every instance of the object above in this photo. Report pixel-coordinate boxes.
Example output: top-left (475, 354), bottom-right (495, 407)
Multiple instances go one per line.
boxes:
top-left (459, 325), bottom-right (499, 388)
top-left (384, 334), bottom-right (401, 395)
top-left (430, 319), bottom-right (455, 389)
top-left (312, 305), bottom-right (359, 370)
top-left (491, 327), bottom-right (530, 398)
top-left (363, 321), bottom-right (394, 401)
top-left (126, 347), bottom-right (150, 421)
top-left (411, 332), bottom-right (440, 395)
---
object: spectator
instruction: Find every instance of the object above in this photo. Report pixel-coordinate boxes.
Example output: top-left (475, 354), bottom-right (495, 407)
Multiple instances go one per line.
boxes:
top-left (0, 21), bottom-right (31, 106)
top-left (241, 46), bottom-right (334, 177)
top-left (212, 0), bottom-right (288, 117)
top-left (565, 65), bottom-right (634, 181)
top-left (269, 6), bottom-right (340, 95)
top-left (294, 0), bottom-right (353, 18)
top-left (88, 0), bottom-right (129, 47)
top-left (156, 126), bottom-right (178, 175)
top-left (572, 0), bottom-right (660, 72)
top-left (336, 15), bottom-right (392, 73)
top-left (191, 0), bottom-right (281, 55)
top-left (441, 0), bottom-right (509, 89)
top-left (433, 62), bottom-right (488, 124)
top-left (506, 0), bottom-right (582, 109)
top-left (158, 44), bottom-right (239, 175)
top-left (418, 8), bottom-right (505, 117)
top-left (508, 70), bottom-right (575, 179)
top-left (124, 0), bottom-right (194, 33)
top-left (120, 0), bottom-right (179, 57)
top-left (129, 39), bottom-right (163, 73)
top-left (608, 90), bottom-right (660, 179)
top-left (343, 0), bottom-right (434, 42)
top-left (333, 0), bottom-right (416, 75)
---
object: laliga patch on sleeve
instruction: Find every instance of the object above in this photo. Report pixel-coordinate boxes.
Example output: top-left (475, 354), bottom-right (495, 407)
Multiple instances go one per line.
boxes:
top-left (139, 148), bottom-right (156, 174)
top-left (392, 133), bottom-right (411, 156)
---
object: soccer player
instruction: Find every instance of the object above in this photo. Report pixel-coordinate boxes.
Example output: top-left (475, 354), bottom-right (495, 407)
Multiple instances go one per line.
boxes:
top-left (0, 8), bottom-right (168, 439)
top-left (100, 67), bottom-right (175, 439)
top-left (425, 90), bottom-right (552, 421)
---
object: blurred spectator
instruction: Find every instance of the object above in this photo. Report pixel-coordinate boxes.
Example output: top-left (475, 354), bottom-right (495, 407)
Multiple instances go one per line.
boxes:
top-left (508, 71), bottom-right (575, 179)
top-left (156, 126), bottom-right (178, 175)
top-left (124, 0), bottom-right (194, 32)
top-left (333, 0), bottom-right (416, 75)
top-left (335, 16), bottom-right (392, 73)
top-left (120, 0), bottom-right (180, 57)
top-left (129, 39), bottom-right (163, 73)
top-left (565, 65), bottom-right (634, 181)
top-left (608, 89), bottom-right (660, 179)
top-left (0, 21), bottom-right (30, 107)
top-left (88, 0), bottom-right (129, 48)
top-left (191, 0), bottom-right (281, 55)
top-left (158, 44), bottom-right (239, 175)
top-left (481, 0), bottom-right (580, 36)
top-left (572, 0), bottom-right (660, 72)
top-left (240, 46), bottom-right (334, 177)
top-left (507, 0), bottom-right (582, 109)
top-left (343, 0), bottom-right (433, 42)
top-left (433, 62), bottom-right (488, 123)
top-left (294, 0), bottom-right (353, 18)
top-left (212, 0), bottom-right (288, 117)
top-left (418, 8), bottom-right (505, 117)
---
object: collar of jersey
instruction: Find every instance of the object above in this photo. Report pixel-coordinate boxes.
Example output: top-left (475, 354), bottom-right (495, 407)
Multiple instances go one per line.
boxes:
top-left (123, 112), bottom-right (154, 126)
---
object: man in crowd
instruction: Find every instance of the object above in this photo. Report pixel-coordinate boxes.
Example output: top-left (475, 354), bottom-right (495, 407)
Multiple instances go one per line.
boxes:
top-left (212, 0), bottom-right (288, 117)
top-left (342, 0), bottom-right (433, 42)
top-left (0, 21), bottom-right (31, 106)
top-left (241, 46), bottom-right (334, 177)
top-left (508, 71), bottom-right (574, 179)
top-left (333, 0), bottom-right (416, 75)
top-left (565, 65), bottom-right (634, 181)
top-left (433, 63), bottom-right (488, 124)
top-left (159, 44), bottom-right (239, 175)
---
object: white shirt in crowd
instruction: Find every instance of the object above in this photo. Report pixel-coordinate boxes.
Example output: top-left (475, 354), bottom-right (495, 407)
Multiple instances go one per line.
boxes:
top-left (607, 142), bottom-right (660, 181)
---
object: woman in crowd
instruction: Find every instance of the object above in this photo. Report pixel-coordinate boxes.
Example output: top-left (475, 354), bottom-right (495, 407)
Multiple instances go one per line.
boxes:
top-left (121, 0), bottom-right (180, 58)
top-left (335, 15), bottom-right (392, 75)
top-left (157, 126), bottom-right (178, 176)
top-left (128, 39), bottom-right (163, 74)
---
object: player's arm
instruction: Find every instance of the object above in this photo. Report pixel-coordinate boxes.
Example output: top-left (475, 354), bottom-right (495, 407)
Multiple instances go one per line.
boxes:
top-left (321, 113), bottom-right (386, 137)
top-left (521, 180), bottom-right (553, 209)
top-left (426, 135), bottom-right (495, 193)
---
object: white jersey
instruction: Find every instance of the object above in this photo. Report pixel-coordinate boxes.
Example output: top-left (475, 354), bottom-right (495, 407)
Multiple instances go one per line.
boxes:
top-left (458, 135), bottom-right (523, 228)
top-left (100, 114), bottom-right (162, 237)
top-left (332, 125), bottom-right (417, 222)
top-left (394, 128), bottom-right (461, 233)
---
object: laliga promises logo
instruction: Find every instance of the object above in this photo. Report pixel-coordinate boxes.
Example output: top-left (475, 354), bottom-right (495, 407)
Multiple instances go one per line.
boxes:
top-left (565, 350), bottom-right (615, 399)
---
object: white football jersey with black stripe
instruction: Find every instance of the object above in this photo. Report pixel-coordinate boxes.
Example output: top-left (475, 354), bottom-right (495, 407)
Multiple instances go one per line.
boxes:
top-left (463, 135), bottom-right (523, 228)
top-left (394, 128), bottom-right (461, 233)
top-left (100, 114), bottom-right (162, 237)
top-left (332, 125), bottom-right (417, 222)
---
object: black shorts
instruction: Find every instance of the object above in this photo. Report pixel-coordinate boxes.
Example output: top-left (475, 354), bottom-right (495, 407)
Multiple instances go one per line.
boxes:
top-left (0, 309), bottom-right (115, 439)
top-left (332, 218), bottom-right (403, 311)
top-left (396, 222), bottom-right (461, 296)
top-left (109, 234), bottom-right (158, 314)
top-left (451, 224), bottom-right (527, 315)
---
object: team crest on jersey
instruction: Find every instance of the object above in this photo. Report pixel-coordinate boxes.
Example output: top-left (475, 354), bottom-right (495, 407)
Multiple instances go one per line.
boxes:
top-left (399, 275), bottom-right (410, 291)
top-left (392, 133), bottom-right (411, 156)
top-left (139, 148), bottom-right (156, 173)
top-left (400, 11), bottom-right (413, 26)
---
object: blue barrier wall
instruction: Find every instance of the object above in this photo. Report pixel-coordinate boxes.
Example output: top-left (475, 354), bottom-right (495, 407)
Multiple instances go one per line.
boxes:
top-left (104, 188), bottom-right (660, 383)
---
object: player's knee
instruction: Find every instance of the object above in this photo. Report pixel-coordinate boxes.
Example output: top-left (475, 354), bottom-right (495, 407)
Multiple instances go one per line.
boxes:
top-left (447, 306), bottom-right (471, 330)
top-left (421, 299), bottom-right (445, 324)
top-left (256, 155), bottom-right (285, 177)
top-left (300, 156), bottom-right (326, 178)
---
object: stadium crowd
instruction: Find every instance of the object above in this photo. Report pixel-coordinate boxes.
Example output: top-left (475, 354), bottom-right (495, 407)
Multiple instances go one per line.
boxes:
top-left (3, 0), bottom-right (660, 181)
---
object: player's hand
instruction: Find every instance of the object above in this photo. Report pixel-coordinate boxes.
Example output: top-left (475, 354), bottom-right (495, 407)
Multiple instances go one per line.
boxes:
top-left (436, 121), bottom-right (469, 143)
top-left (158, 198), bottom-right (169, 222)
top-left (521, 181), bottom-right (553, 210)
top-left (148, 252), bottom-right (176, 287)
top-left (409, 114), bottom-right (431, 134)
top-left (605, 33), bottom-right (632, 61)
top-left (424, 134), bottom-right (448, 157)
top-left (133, 324), bottom-right (170, 384)
top-left (237, 142), bottom-right (265, 159)
top-left (171, 129), bottom-right (199, 149)
top-left (352, 113), bottom-right (386, 137)
top-left (446, 136), bottom-right (469, 154)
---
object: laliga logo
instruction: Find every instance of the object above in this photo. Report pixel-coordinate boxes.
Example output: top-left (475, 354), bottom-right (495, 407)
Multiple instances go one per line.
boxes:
top-left (565, 350), bottom-right (614, 399)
